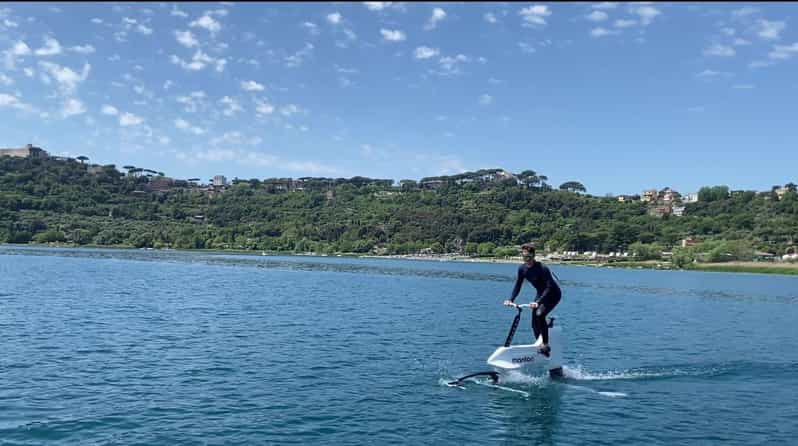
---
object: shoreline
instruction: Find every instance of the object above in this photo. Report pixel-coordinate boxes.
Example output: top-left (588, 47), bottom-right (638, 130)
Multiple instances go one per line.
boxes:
top-left (3, 243), bottom-right (798, 276)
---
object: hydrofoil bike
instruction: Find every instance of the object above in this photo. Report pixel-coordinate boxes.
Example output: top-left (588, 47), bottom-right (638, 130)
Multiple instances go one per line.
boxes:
top-left (448, 303), bottom-right (563, 388)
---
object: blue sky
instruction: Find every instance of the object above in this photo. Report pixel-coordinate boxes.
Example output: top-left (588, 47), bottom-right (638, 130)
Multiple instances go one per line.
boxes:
top-left (1, 2), bottom-right (796, 195)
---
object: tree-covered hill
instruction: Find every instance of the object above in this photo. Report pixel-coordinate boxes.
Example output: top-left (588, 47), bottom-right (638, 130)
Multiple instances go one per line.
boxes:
top-left (1, 156), bottom-right (797, 258)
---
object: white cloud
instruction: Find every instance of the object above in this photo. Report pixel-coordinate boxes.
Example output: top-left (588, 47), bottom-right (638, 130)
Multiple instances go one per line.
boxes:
top-left (175, 30), bottom-right (199, 48)
top-left (484, 12), bottom-right (498, 24)
top-left (137, 24), bottom-right (153, 35)
top-left (731, 7), bottom-right (759, 18)
top-left (170, 50), bottom-right (226, 72)
top-left (255, 99), bottom-right (275, 116)
top-left (220, 96), bottom-right (243, 116)
top-left (633, 5), bottom-right (660, 26)
top-left (61, 98), bottom-right (86, 118)
top-left (241, 80), bottom-right (265, 91)
top-left (23, 67), bottom-right (34, 77)
top-left (519, 5), bottom-right (551, 27)
top-left (302, 21), bottom-right (319, 36)
top-left (414, 46), bottom-right (439, 59)
top-left (587, 11), bottom-right (608, 22)
top-left (69, 44), bottom-right (95, 54)
top-left (0, 93), bottom-right (35, 112)
top-left (159, 136), bottom-right (171, 145)
top-left (101, 104), bottom-right (119, 115)
top-left (210, 131), bottom-right (261, 147)
top-left (733, 38), bottom-right (751, 46)
top-left (518, 42), bottom-right (536, 54)
top-left (190, 14), bottom-right (221, 34)
top-left (591, 27), bottom-right (620, 38)
top-left (749, 60), bottom-right (773, 69)
top-left (478, 94), bottom-right (493, 105)
top-left (614, 19), bottom-right (637, 28)
top-left (171, 5), bottom-right (188, 18)
top-left (433, 54), bottom-right (470, 76)
top-left (38, 61), bottom-right (91, 94)
top-left (696, 69), bottom-right (733, 78)
top-left (91, 17), bottom-right (103, 24)
top-left (35, 36), bottom-right (62, 56)
top-left (119, 112), bottom-right (144, 126)
top-left (363, 2), bottom-right (396, 11)
top-left (176, 91), bottom-right (207, 113)
top-left (593, 2), bottom-right (617, 9)
top-left (703, 43), bottom-right (735, 57)
top-left (11, 41), bottom-right (32, 56)
top-left (327, 12), bottom-right (342, 25)
top-left (425, 8), bottom-right (446, 30)
top-left (174, 117), bottom-right (206, 135)
top-left (280, 104), bottom-right (302, 117)
top-left (285, 42), bottom-right (314, 68)
top-left (732, 84), bottom-right (754, 89)
top-left (0, 72), bottom-right (12, 85)
top-left (756, 19), bottom-right (786, 40)
top-left (380, 28), bottom-right (406, 41)
top-left (769, 42), bottom-right (798, 60)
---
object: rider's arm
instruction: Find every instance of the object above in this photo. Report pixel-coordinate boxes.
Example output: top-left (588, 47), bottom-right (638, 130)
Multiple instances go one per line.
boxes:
top-left (509, 266), bottom-right (524, 302)
top-left (534, 267), bottom-right (555, 303)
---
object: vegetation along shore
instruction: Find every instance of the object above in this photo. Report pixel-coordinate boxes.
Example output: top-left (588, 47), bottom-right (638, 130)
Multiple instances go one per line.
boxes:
top-left (1, 150), bottom-right (797, 275)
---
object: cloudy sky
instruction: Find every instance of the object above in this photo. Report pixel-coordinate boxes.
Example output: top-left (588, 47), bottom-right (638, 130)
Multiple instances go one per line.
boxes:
top-left (1, 2), bottom-right (796, 195)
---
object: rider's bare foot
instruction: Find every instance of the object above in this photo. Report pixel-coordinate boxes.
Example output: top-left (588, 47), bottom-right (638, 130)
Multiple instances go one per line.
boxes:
top-left (538, 344), bottom-right (551, 357)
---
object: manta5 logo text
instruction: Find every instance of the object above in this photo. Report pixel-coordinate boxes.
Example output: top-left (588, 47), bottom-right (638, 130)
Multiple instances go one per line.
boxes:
top-left (512, 356), bottom-right (536, 364)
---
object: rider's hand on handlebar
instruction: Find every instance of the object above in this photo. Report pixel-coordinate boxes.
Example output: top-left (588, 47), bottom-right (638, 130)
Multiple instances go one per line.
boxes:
top-left (529, 302), bottom-right (539, 309)
top-left (503, 300), bottom-right (513, 306)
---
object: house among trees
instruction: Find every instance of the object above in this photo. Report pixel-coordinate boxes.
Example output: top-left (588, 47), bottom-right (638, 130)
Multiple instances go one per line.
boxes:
top-left (0, 144), bottom-right (49, 158)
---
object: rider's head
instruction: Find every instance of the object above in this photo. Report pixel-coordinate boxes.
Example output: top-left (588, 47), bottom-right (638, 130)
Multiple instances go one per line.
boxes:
top-left (520, 243), bottom-right (535, 263)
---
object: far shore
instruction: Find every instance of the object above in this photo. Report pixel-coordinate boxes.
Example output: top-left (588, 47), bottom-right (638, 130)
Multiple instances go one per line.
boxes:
top-left (4, 243), bottom-right (798, 276)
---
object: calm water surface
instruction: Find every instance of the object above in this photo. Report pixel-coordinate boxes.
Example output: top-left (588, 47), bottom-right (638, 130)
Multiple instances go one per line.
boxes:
top-left (1, 246), bottom-right (797, 445)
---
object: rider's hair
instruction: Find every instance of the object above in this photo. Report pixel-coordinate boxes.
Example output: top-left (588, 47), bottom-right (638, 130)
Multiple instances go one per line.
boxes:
top-left (520, 243), bottom-right (535, 257)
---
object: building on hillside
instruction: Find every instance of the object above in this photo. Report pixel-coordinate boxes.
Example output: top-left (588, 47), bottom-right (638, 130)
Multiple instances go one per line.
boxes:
top-left (660, 187), bottom-right (680, 203)
top-left (87, 165), bottom-right (105, 175)
top-left (681, 237), bottom-right (699, 248)
top-left (213, 175), bottom-right (227, 187)
top-left (263, 178), bottom-right (292, 192)
top-left (420, 179), bottom-right (444, 189)
top-left (642, 189), bottom-right (657, 202)
top-left (618, 194), bottom-right (639, 202)
top-left (672, 205), bottom-right (686, 217)
top-left (648, 205), bottom-right (672, 217)
top-left (148, 176), bottom-right (175, 193)
top-left (683, 192), bottom-right (699, 203)
top-left (0, 144), bottom-right (49, 158)
top-left (775, 187), bottom-right (788, 201)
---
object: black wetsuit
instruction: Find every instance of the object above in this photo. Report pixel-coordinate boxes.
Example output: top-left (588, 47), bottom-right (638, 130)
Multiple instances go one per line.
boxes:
top-left (509, 261), bottom-right (562, 345)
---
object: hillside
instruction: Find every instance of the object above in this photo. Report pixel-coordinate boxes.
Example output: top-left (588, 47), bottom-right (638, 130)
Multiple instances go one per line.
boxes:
top-left (1, 156), bottom-right (797, 260)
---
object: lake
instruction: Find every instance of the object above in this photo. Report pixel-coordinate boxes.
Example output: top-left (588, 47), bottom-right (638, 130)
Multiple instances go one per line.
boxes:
top-left (1, 246), bottom-right (797, 445)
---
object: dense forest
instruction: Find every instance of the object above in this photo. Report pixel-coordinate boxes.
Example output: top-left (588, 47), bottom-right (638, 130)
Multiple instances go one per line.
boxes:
top-left (1, 156), bottom-right (797, 263)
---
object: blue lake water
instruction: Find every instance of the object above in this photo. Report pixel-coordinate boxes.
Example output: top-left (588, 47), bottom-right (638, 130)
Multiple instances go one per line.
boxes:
top-left (1, 246), bottom-right (797, 445)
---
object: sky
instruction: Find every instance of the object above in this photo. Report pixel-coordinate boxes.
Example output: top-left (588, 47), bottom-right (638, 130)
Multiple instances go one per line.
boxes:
top-left (1, 2), bottom-right (797, 196)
